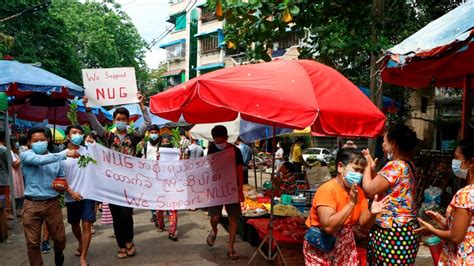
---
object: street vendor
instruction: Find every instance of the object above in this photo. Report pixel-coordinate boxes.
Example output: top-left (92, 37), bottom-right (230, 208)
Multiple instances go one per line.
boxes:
top-left (304, 148), bottom-right (388, 265)
top-left (274, 161), bottom-right (297, 196)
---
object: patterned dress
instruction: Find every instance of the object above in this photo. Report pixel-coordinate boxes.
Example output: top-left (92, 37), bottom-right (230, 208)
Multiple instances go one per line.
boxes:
top-left (438, 184), bottom-right (474, 266)
top-left (368, 160), bottom-right (421, 265)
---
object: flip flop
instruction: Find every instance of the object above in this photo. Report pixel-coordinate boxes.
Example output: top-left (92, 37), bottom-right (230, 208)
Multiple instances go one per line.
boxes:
top-left (117, 251), bottom-right (127, 259)
top-left (75, 249), bottom-right (81, 257)
top-left (206, 230), bottom-right (217, 247)
top-left (126, 243), bottom-right (136, 257)
top-left (227, 250), bottom-right (239, 260)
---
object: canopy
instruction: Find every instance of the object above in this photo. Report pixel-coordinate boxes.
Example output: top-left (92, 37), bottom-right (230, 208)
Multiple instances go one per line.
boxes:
top-left (381, 1), bottom-right (474, 88)
top-left (189, 115), bottom-right (292, 143)
top-left (0, 60), bottom-right (84, 97)
top-left (150, 60), bottom-right (386, 137)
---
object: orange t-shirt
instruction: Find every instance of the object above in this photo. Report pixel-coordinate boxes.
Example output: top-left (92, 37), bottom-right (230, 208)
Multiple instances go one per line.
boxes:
top-left (305, 178), bottom-right (369, 228)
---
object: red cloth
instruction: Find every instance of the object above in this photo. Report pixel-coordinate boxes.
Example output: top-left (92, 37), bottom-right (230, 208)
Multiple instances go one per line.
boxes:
top-left (247, 218), bottom-right (305, 245)
top-left (150, 60), bottom-right (386, 138)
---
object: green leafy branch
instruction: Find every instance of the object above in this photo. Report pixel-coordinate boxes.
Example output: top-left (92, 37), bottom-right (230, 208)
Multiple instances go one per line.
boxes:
top-left (77, 154), bottom-right (97, 168)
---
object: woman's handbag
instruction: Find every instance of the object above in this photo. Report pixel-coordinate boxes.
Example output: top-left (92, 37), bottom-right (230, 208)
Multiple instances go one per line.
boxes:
top-left (304, 227), bottom-right (336, 252)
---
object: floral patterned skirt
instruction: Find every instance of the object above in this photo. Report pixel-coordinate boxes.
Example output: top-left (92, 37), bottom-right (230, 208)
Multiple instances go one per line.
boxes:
top-left (303, 225), bottom-right (359, 266)
top-left (368, 219), bottom-right (421, 265)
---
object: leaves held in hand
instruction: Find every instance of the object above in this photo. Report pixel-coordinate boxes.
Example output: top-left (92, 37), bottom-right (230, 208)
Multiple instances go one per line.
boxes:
top-left (78, 154), bottom-right (97, 168)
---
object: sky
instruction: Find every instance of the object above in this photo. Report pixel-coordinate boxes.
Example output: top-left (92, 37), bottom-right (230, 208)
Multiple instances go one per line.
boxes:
top-left (115, 0), bottom-right (171, 69)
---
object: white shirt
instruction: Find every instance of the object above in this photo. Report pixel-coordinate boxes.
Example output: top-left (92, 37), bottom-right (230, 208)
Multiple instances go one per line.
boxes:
top-left (61, 146), bottom-right (89, 203)
top-left (188, 143), bottom-right (203, 159)
top-left (144, 141), bottom-right (159, 160)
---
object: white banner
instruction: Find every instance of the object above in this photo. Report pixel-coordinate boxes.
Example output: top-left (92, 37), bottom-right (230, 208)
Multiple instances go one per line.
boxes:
top-left (82, 67), bottom-right (139, 107)
top-left (80, 144), bottom-right (238, 210)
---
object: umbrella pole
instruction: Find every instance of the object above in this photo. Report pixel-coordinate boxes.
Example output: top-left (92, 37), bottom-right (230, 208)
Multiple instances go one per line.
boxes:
top-left (53, 107), bottom-right (57, 142)
top-left (461, 75), bottom-right (472, 139)
top-left (253, 143), bottom-right (258, 188)
top-left (248, 126), bottom-right (287, 265)
top-left (4, 110), bottom-right (18, 233)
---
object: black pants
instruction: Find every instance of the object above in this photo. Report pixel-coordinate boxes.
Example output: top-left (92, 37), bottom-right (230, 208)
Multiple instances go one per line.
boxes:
top-left (109, 204), bottom-right (134, 248)
top-left (243, 166), bottom-right (249, 184)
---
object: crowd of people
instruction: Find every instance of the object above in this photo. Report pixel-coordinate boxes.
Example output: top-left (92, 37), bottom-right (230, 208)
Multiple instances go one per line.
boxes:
top-left (0, 92), bottom-right (472, 266)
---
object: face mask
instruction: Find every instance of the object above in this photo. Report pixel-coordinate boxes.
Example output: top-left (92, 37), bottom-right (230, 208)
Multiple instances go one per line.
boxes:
top-left (387, 152), bottom-right (393, 160)
top-left (15, 143), bottom-right (20, 150)
top-left (149, 134), bottom-right (159, 141)
top-left (70, 134), bottom-right (84, 146)
top-left (452, 159), bottom-right (468, 179)
top-left (344, 170), bottom-right (363, 187)
top-left (115, 122), bottom-right (128, 132)
top-left (31, 141), bottom-right (48, 154)
top-left (215, 143), bottom-right (227, 150)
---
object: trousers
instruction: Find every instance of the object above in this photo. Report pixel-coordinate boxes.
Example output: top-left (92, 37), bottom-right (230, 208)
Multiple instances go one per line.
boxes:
top-left (109, 204), bottom-right (134, 248)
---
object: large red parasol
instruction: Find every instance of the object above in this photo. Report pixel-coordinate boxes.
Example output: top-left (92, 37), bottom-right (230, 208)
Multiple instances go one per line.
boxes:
top-left (150, 60), bottom-right (386, 137)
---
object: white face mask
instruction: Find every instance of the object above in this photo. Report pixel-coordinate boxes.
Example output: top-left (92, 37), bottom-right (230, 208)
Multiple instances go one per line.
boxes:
top-left (387, 152), bottom-right (393, 160)
top-left (215, 143), bottom-right (227, 150)
top-left (452, 159), bottom-right (468, 179)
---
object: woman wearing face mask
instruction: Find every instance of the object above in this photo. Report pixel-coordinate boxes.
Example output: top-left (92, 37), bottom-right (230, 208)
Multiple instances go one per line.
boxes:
top-left (415, 139), bottom-right (473, 265)
top-left (274, 161), bottom-right (297, 196)
top-left (362, 124), bottom-right (420, 265)
top-left (304, 148), bottom-right (388, 265)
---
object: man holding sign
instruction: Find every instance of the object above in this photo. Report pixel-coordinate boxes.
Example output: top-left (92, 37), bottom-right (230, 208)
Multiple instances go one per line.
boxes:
top-left (84, 92), bottom-right (150, 259)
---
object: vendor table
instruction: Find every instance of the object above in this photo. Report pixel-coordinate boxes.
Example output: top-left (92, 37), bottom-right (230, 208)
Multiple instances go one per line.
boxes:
top-left (247, 218), bottom-right (304, 245)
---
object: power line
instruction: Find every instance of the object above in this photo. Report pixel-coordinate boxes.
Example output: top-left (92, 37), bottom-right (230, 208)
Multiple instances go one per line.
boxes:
top-left (146, 0), bottom-right (197, 50)
top-left (0, 1), bottom-right (51, 23)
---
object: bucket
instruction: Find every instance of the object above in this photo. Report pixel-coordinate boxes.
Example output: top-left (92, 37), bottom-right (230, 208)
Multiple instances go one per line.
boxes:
top-left (425, 236), bottom-right (443, 264)
top-left (281, 194), bottom-right (292, 205)
top-left (357, 247), bottom-right (367, 266)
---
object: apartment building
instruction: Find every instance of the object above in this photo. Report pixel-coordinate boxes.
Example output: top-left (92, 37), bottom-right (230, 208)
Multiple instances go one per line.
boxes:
top-left (159, 0), bottom-right (300, 87)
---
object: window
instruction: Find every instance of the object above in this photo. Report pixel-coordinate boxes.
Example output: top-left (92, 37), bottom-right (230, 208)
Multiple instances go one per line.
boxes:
top-left (421, 96), bottom-right (429, 114)
top-left (200, 34), bottom-right (219, 54)
top-left (175, 13), bottom-right (187, 31)
top-left (201, 7), bottom-right (216, 23)
top-left (322, 150), bottom-right (330, 155)
top-left (276, 32), bottom-right (300, 50)
top-left (165, 42), bottom-right (186, 60)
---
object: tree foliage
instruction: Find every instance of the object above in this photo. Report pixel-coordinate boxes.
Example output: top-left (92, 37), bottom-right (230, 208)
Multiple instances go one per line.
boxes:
top-left (0, 0), bottom-right (148, 85)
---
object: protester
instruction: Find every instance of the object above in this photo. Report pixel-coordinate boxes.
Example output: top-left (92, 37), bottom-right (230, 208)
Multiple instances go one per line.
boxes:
top-left (179, 131), bottom-right (191, 159)
top-left (62, 125), bottom-right (95, 266)
top-left (10, 139), bottom-right (24, 215)
top-left (274, 161), bottom-right (297, 196)
top-left (236, 137), bottom-right (252, 184)
top-left (275, 142), bottom-right (284, 171)
top-left (415, 139), bottom-right (473, 265)
top-left (362, 124), bottom-right (421, 265)
top-left (290, 139), bottom-right (306, 173)
top-left (342, 140), bottom-right (357, 149)
top-left (304, 148), bottom-right (388, 265)
top-left (0, 131), bottom-right (12, 219)
top-left (205, 125), bottom-right (244, 260)
top-left (21, 127), bottom-right (80, 266)
top-left (155, 135), bottom-right (179, 240)
top-left (84, 93), bottom-right (150, 259)
top-left (19, 135), bottom-right (29, 153)
top-left (188, 137), bottom-right (203, 159)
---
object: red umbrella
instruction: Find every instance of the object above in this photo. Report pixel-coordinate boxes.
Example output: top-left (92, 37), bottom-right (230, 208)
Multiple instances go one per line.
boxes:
top-left (150, 60), bottom-right (386, 137)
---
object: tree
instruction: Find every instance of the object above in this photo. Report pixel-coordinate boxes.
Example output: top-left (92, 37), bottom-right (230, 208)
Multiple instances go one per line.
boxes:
top-left (0, 0), bottom-right (148, 85)
top-left (143, 62), bottom-right (167, 105)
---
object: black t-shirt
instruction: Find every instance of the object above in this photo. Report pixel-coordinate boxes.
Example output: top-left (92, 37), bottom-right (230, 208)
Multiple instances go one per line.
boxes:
top-left (207, 143), bottom-right (243, 167)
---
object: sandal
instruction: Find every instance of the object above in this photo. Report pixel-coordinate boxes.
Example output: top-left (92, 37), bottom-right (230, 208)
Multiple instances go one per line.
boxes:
top-left (168, 234), bottom-right (178, 241)
top-left (116, 251), bottom-right (127, 259)
top-left (157, 228), bottom-right (165, 232)
top-left (75, 249), bottom-right (81, 257)
top-left (126, 243), bottom-right (136, 257)
top-left (227, 250), bottom-right (239, 260)
top-left (206, 230), bottom-right (217, 247)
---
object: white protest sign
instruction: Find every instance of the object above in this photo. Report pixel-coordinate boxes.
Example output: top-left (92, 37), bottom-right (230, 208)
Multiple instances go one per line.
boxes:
top-left (80, 143), bottom-right (239, 210)
top-left (158, 147), bottom-right (180, 161)
top-left (82, 67), bottom-right (139, 107)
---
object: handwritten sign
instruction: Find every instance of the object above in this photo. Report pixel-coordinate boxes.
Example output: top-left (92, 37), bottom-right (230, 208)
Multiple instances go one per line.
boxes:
top-left (80, 143), bottom-right (238, 210)
top-left (82, 67), bottom-right (139, 107)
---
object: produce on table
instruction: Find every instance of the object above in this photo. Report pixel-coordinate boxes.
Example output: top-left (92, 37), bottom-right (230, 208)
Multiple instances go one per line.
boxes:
top-left (273, 204), bottom-right (303, 217)
top-left (273, 217), bottom-right (307, 241)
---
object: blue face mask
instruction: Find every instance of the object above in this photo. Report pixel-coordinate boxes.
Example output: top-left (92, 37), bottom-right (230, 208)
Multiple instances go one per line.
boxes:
top-left (115, 122), bottom-right (128, 132)
top-left (70, 134), bottom-right (84, 146)
top-left (452, 159), bottom-right (468, 179)
top-left (344, 171), bottom-right (363, 187)
top-left (149, 134), bottom-right (159, 141)
top-left (31, 141), bottom-right (48, 154)
top-left (215, 143), bottom-right (227, 150)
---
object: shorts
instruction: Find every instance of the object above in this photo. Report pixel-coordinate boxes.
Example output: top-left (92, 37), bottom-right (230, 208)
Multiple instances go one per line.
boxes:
top-left (208, 203), bottom-right (241, 218)
top-left (66, 199), bottom-right (97, 224)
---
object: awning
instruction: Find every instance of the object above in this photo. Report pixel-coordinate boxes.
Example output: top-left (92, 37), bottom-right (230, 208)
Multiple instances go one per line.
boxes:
top-left (159, 38), bottom-right (186, 49)
top-left (194, 29), bottom-right (222, 38)
top-left (195, 63), bottom-right (225, 71)
top-left (166, 11), bottom-right (186, 23)
top-left (160, 69), bottom-right (185, 78)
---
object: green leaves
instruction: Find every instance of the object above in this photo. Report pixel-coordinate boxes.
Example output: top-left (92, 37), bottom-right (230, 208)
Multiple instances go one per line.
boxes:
top-left (78, 154), bottom-right (98, 168)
